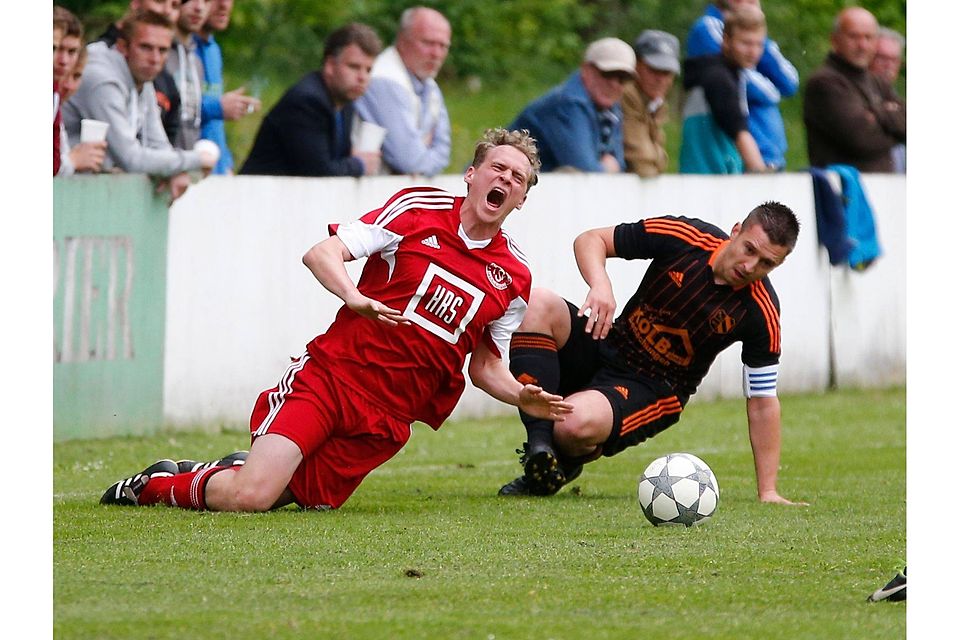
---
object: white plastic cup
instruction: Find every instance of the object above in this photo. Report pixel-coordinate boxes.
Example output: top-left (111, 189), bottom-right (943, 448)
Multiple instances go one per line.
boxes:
top-left (80, 119), bottom-right (109, 143)
top-left (354, 121), bottom-right (387, 152)
top-left (193, 139), bottom-right (221, 165)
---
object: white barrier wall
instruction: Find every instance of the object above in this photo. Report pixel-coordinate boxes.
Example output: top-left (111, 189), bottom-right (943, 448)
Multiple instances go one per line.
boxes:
top-left (164, 173), bottom-right (904, 427)
top-left (830, 176), bottom-right (906, 388)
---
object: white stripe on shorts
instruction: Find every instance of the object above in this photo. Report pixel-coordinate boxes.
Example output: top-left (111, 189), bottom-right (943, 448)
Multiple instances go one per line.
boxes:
top-left (253, 352), bottom-right (310, 438)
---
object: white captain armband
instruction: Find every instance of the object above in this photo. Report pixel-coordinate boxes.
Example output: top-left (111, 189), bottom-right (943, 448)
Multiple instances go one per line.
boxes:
top-left (742, 364), bottom-right (779, 398)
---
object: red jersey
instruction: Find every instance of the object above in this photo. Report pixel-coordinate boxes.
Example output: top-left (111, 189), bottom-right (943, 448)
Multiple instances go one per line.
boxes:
top-left (310, 187), bottom-right (532, 429)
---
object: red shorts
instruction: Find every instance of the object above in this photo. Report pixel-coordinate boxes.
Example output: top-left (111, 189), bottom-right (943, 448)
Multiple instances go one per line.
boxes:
top-left (249, 352), bottom-right (411, 509)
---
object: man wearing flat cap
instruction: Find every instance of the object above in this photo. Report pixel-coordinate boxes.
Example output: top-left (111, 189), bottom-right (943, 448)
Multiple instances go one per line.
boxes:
top-left (508, 37), bottom-right (636, 173)
top-left (623, 30), bottom-right (680, 176)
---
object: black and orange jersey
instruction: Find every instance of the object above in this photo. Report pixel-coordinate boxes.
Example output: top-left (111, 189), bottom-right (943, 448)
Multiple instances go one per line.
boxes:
top-left (603, 215), bottom-right (781, 400)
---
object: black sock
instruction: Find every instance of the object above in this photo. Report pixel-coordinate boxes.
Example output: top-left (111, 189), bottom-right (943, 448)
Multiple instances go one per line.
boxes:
top-left (509, 332), bottom-right (560, 450)
top-left (559, 445), bottom-right (603, 473)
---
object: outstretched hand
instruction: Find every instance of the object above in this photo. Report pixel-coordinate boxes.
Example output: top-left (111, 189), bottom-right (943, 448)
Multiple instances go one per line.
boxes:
top-left (759, 490), bottom-right (810, 506)
top-left (347, 294), bottom-right (410, 327)
top-left (518, 384), bottom-right (574, 421)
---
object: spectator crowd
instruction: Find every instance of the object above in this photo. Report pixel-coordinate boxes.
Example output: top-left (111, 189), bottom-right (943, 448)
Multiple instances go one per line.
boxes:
top-left (54, 2), bottom-right (906, 200)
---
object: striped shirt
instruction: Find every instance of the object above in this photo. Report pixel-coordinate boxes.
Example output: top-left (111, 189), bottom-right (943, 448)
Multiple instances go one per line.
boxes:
top-left (605, 215), bottom-right (781, 399)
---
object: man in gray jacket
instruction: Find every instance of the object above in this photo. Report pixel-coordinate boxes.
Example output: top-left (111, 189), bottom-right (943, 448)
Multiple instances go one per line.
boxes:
top-left (63, 9), bottom-right (215, 200)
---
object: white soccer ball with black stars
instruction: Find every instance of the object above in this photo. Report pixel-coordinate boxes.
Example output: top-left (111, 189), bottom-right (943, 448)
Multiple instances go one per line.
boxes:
top-left (637, 453), bottom-right (719, 527)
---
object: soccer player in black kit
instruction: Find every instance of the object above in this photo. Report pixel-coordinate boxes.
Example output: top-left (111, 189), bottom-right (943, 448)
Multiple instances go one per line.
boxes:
top-left (499, 202), bottom-right (807, 505)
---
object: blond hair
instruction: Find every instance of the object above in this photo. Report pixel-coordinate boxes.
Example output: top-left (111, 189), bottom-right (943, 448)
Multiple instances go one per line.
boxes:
top-left (471, 128), bottom-right (541, 191)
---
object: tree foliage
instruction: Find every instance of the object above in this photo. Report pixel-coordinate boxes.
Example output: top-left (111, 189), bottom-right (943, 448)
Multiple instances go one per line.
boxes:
top-left (57, 0), bottom-right (906, 88)
top-left (55, 0), bottom-right (906, 171)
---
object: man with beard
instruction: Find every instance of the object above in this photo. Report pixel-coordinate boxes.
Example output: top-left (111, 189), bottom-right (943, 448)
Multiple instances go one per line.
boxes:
top-left (95, 0), bottom-right (184, 145)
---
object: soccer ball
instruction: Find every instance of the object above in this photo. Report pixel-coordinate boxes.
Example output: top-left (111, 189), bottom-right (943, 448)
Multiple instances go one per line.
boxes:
top-left (637, 453), bottom-right (720, 527)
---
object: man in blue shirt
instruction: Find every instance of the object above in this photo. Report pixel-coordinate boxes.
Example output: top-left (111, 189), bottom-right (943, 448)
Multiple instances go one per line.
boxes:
top-left (193, 0), bottom-right (260, 174)
top-left (508, 38), bottom-right (636, 173)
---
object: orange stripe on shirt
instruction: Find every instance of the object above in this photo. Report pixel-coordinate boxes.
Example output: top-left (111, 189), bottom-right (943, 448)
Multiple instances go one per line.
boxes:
top-left (620, 396), bottom-right (683, 436)
top-left (509, 335), bottom-right (558, 351)
top-left (644, 219), bottom-right (724, 252)
top-left (749, 281), bottom-right (780, 353)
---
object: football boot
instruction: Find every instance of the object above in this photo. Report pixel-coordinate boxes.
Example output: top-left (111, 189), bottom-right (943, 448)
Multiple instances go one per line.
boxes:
top-left (867, 566), bottom-right (906, 602)
top-left (99, 459), bottom-right (179, 506)
top-left (176, 450), bottom-right (248, 474)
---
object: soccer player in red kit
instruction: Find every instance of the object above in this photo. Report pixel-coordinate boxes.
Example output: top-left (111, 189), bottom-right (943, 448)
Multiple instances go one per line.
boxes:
top-left (499, 204), bottom-right (809, 506)
top-left (101, 128), bottom-right (573, 511)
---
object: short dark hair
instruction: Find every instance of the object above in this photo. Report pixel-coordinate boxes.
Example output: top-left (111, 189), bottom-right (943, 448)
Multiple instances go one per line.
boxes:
top-left (323, 23), bottom-right (383, 61)
top-left (54, 5), bottom-right (84, 39)
top-left (118, 9), bottom-right (174, 43)
top-left (743, 201), bottom-right (800, 251)
top-left (471, 128), bottom-right (541, 191)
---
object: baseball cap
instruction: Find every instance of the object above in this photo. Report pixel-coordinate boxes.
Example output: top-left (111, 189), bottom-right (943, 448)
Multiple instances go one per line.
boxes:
top-left (584, 37), bottom-right (637, 75)
top-left (633, 30), bottom-right (681, 74)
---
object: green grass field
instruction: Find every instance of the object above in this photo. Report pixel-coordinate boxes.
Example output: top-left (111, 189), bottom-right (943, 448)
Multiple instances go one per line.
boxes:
top-left (54, 387), bottom-right (905, 639)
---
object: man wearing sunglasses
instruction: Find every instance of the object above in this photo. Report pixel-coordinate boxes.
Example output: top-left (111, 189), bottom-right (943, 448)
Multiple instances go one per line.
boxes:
top-left (508, 37), bottom-right (636, 173)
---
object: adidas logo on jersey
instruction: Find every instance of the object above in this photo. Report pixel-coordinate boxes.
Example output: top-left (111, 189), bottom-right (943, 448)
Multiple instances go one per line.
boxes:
top-left (668, 271), bottom-right (684, 287)
top-left (421, 235), bottom-right (441, 249)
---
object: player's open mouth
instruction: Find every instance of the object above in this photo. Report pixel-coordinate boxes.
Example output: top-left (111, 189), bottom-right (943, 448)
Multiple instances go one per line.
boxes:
top-left (486, 187), bottom-right (506, 208)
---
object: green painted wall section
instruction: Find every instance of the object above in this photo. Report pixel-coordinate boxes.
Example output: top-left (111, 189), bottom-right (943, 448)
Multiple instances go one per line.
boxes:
top-left (53, 175), bottom-right (168, 441)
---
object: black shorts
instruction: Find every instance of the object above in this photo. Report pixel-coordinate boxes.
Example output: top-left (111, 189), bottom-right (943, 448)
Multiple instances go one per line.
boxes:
top-left (559, 301), bottom-right (685, 457)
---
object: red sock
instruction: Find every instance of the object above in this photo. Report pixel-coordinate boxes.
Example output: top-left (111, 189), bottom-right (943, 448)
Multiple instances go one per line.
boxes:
top-left (139, 466), bottom-right (235, 510)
